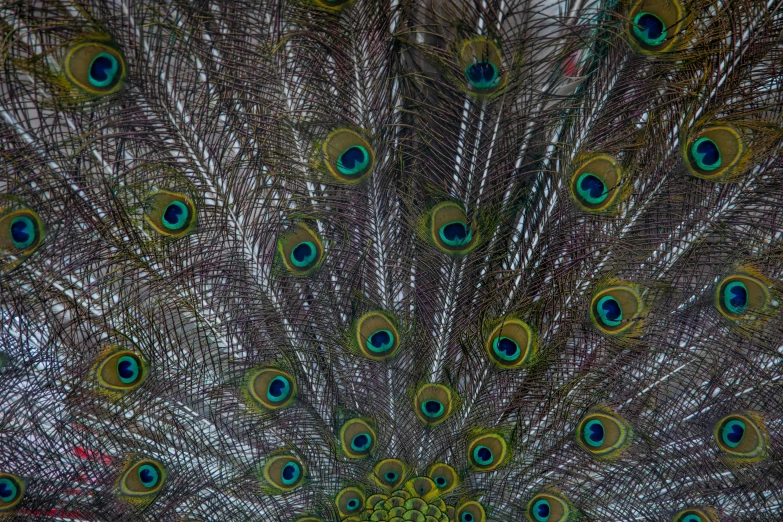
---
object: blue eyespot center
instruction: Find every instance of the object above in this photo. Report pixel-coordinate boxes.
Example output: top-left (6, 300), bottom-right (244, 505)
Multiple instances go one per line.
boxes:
top-left (632, 12), bottom-right (668, 46)
top-left (584, 419), bottom-right (605, 447)
top-left (533, 499), bottom-right (551, 521)
top-left (422, 400), bottom-right (444, 418)
top-left (367, 330), bottom-right (394, 353)
top-left (138, 464), bottom-right (160, 488)
top-left (681, 515), bottom-right (702, 522)
top-left (337, 146), bottom-right (370, 176)
top-left (577, 173), bottom-right (608, 204)
top-left (351, 433), bottom-right (372, 452)
top-left (465, 61), bottom-right (500, 89)
top-left (346, 498), bottom-right (359, 511)
top-left (492, 336), bottom-right (520, 361)
top-left (89, 52), bottom-right (119, 88)
top-left (723, 281), bottom-right (748, 314)
top-left (281, 462), bottom-right (301, 485)
top-left (473, 445), bottom-right (493, 465)
top-left (692, 137), bottom-right (722, 171)
top-left (267, 376), bottom-right (290, 402)
top-left (461, 512), bottom-right (474, 522)
top-left (596, 295), bottom-right (623, 327)
top-left (0, 478), bottom-right (18, 502)
top-left (721, 419), bottom-right (745, 448)
top-left (162, 201), bottom-right (189, 230)
top-left (439, 221), bottom-right (473, 247)
top-left (291, 241), bottom-right (317, 268)
top-left (434, 475), bottom-right (447, 487)
top-left (385, 471), bottom-right (398, 482)
top-left (10, 216), bottom-right (36, 249)
top-left (117, 356), bottom-right (140, 384)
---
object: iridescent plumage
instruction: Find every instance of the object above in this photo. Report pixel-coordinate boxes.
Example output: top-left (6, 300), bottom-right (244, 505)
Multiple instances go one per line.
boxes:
top-left (1, 0), bottom-right (782, 520)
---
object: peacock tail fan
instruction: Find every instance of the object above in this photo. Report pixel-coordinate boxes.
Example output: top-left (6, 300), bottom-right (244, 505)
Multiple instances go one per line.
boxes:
top-left (1, 0), bottom-right (783, 520)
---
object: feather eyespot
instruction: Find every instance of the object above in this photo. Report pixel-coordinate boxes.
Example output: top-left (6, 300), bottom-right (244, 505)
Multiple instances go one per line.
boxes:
top-left (405, 477), bottom-right (437, 500)
top-left (7, 215), bottom-right (38, 249)
top-left (0, 474), bottom-right (24, 511)
top-left (278, 225), bottom-right (325, 275)
top-left (263, 455), bottom-right (305, 491)
top-left (526, 490), bottom-right (574, 522)
top-left (486, 318), bottom-right (535, 368)
top-left (355, 311), bottom-right (400, 360)
top-left (94, 347), bottom-right (147, 393)
top-left (458, 38), bottom-right (507, 95)
top-left (722, 281), bottom-right (748, 314)
top-left (336, 487), bottom-right (365, 517)
top-left (627, 0), bottom-right (685, 53)
top-left (632, 12), bottom-right (667, 46)
top-left (65, 41), bottom-right (126, 96)
top-left (456, 501), bottom-right (486, 522)
top-left (117, 355), bottom-right (142, 384)
top-left (576, 410), bottom-right (631, 459)
top-left (144, 191), bottom-right (196, 238)
top-left (323, 129), bottom-right (374, 182)
top-left (246, 368), bottom-right (296, 410)
top-left (1, 207), bottom-right (44, 269)
top-left (118, 459), bottom-right (165, 498)
top-left (467, 433), bottom-right (507, 471)
top-left (713, 412), bottom-right (767, 460)
top-left (440, 222), bottom-right (472, 247)
top-left (589, 285), bottom-right (643, 335)
top-left (427, 463), bottom-right (457, 493)
top-left (674, 508), bottom-right (717, 522)
top-left (715, 273), bottom-right (771, 320)
top-left (691, 138), bottom-right (721, 171)
top-left (374, 459), bottom-right (406, 489)
top-left (684, 125), bottom-right (744, 180)
top-left (570, 155), bottom-right (623, 211)
top-left (414, 384), bottom-right (454, 426)
top-left (430, 202), bottom-right (478, 255)
top-left (340, 418), bottom-right (376, 459)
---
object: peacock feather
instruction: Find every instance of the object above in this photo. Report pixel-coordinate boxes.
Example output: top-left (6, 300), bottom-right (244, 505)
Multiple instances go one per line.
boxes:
top-left (1, 0), bottom-right (782, 520)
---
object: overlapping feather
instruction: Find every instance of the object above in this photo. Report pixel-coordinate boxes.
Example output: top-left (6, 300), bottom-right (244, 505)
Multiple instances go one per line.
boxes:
top-left (1, 0), bottom-right (782, 520)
